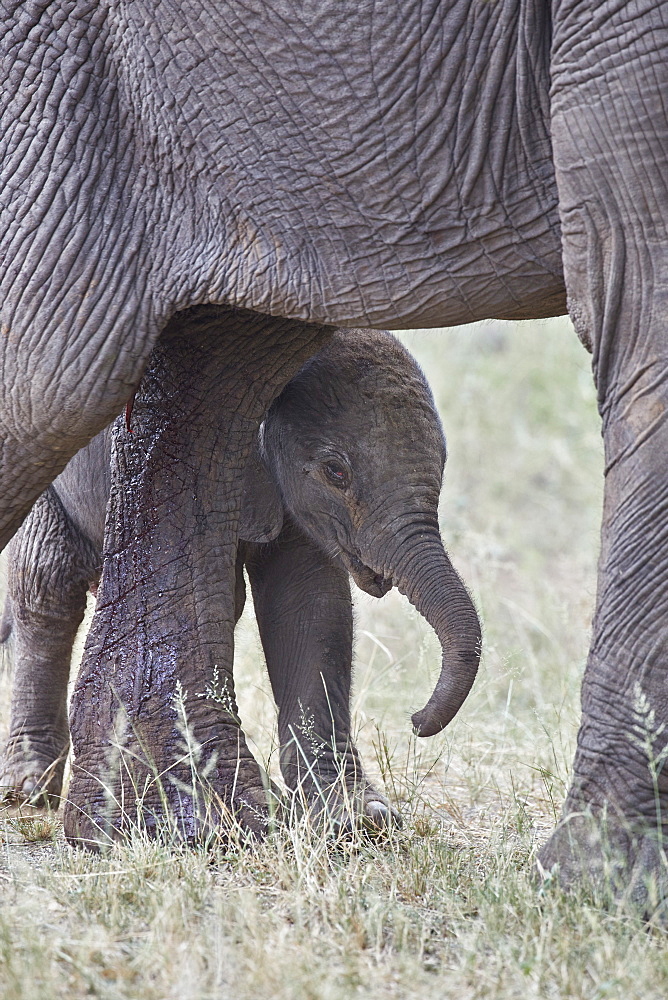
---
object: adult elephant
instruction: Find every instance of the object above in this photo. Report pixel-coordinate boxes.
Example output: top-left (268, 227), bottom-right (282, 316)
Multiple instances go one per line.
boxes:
top-left (1, 2), bottom-right (666, 892)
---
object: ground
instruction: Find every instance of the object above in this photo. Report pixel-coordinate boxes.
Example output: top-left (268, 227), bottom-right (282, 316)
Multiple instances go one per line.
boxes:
top-left (2, 319), bottom-right (667, 999)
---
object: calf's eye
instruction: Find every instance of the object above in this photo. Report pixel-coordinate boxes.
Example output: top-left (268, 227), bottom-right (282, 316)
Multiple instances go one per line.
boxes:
top-left (323, 460), bottom-right (350, 489)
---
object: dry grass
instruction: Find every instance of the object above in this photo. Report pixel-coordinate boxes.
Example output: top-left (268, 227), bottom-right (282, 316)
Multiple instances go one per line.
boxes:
top-left (3, 318), bottom-right (668, 999)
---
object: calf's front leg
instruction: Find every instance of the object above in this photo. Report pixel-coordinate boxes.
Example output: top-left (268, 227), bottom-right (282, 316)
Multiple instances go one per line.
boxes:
top-left (245, 522), bottom-right (398, 832)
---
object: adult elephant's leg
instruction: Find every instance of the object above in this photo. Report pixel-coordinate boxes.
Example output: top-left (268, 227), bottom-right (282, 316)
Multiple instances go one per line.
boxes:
top-left (63, 308), bottom-right (331, 847)
top-left (539, 11), bottom-right (668, 901)
top-left (0, 307), bottom-right (156, 550)
top-left (245, 523), bottom-right (398, 831)
top-left (0, 489), bottom-right (97, 807)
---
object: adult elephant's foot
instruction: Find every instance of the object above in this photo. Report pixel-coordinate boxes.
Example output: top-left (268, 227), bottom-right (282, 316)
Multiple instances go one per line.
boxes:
top-left (63, 307), bottom-right (331, 848)
top-left (538, 809), bottom-right (668, 913)
top-left (537, 661), bottom-right (668, 913)
top-left (63, 733), bottom-right (272, 847)
top-left (0, 738), bottom-right (67, 810)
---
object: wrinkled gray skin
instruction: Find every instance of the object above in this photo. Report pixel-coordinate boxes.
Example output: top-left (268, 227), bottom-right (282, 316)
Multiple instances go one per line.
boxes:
top-left (0, 1), bottom-right (666, 895)
top-left (1, 330), bottom-right (480, 835)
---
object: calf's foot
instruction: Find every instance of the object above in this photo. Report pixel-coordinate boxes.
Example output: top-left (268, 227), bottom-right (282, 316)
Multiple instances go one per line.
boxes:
top-left (282, 742), bottom-right (401, 836)
top-left (315, 780), bottom-right (401, 836)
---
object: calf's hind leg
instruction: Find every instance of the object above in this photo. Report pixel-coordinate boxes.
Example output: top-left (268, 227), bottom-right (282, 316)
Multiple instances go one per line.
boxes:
top-left (1, 489), bottom-right (97, 807)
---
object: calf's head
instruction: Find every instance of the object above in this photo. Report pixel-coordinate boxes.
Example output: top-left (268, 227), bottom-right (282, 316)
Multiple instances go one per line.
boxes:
top-left (241, 329), bottom-right (481, 737)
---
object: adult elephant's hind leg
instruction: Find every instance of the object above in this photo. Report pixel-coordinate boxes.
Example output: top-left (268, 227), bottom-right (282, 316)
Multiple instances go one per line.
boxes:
top-left (539, 16), bottom-right (668, 906)
top-left (63, 308), bottom-right (332, 848)
top-left (246, 524), bottom-right (399, 833)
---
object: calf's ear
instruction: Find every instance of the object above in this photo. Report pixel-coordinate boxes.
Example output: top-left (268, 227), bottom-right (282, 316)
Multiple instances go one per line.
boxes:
top-left (239, 443), bottom-right (284, 543)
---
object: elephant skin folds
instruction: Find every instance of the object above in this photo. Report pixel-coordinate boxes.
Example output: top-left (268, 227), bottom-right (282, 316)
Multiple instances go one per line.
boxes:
top-left (0, 0), bottom-right (666, 903)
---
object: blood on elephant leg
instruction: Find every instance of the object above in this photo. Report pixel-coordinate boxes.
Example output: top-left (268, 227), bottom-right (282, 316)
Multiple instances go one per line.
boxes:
top-left (539, 26), bottom-right (668, 905)
top-left (63, 306), bottom-right (332, 848)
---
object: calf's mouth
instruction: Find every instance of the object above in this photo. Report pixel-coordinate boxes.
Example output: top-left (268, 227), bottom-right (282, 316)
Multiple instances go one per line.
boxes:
top-left (342, 552), bottom-right (393, 598)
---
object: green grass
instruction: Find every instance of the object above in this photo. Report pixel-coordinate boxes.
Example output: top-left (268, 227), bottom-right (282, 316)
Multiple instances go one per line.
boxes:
top-left (5, 318), bottom-right (668, 999)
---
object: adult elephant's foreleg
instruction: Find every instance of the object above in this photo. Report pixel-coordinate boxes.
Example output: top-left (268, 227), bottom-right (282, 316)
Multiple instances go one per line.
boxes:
top-left (245, 525), bottom-right (399, 833)
top-left (63, 308), bottom-right (332, 848)
top-left (540, 19), bottom-right (668, 902)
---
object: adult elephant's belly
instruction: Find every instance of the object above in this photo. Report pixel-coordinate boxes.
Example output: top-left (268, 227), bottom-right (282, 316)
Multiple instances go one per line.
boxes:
top-left (117, 0), bottom-right (566, 329)
top-left (201, 192), bottom-right (566, 330)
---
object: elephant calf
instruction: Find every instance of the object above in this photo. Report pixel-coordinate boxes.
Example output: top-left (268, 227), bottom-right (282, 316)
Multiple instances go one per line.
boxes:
top-left (0, 329), bottom-right (480, 836)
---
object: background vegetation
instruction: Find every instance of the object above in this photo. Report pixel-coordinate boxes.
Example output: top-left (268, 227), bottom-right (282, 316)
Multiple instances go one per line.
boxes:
top-left (2, 318), bottom-right (665, 999)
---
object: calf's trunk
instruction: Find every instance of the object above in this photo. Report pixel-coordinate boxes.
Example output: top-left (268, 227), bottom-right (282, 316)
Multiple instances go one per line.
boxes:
top-left (362, 524), bottom-right (481, 737)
